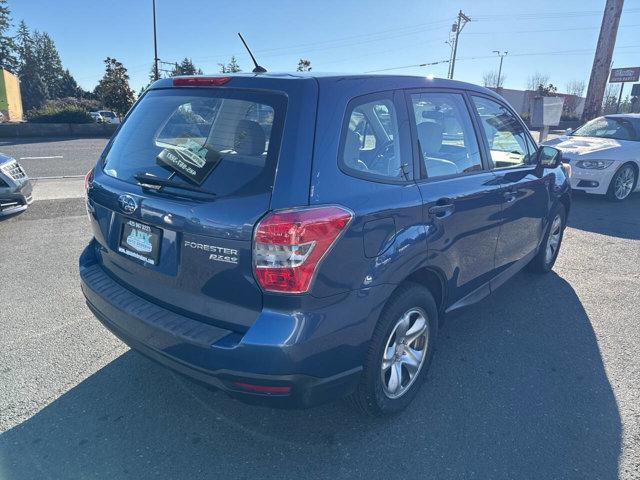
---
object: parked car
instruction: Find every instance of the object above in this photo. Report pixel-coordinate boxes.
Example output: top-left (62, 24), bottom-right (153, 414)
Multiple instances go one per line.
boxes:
top-left (543, 114), bottom-right (640, 201)
top-left (89, 111), bottom-right (105, 123)
top-left (98, 110), bottom-right (120, 124)
top-left (80, 74), bottom-right (571, 415)
top-left (0, 154), bottom-right (32, 216)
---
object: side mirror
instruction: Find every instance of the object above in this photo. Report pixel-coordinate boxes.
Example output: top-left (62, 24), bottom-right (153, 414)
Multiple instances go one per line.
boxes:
top-left (536, 145), bottom-right (562, 168)
top-left (564, 128), bottom-right (573, 135)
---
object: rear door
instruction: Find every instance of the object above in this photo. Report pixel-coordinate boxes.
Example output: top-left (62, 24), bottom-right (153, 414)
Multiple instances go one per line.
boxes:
top-left (87, 83), bottom-right (302, 332)
top-left (470, 95), bottom-right (549, 280)
top-left (407, 90), bottom-right (503, 309)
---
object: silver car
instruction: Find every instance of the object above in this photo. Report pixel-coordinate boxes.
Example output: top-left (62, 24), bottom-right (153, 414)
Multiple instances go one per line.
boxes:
top-left (0, 154), bottom-right (32, 216)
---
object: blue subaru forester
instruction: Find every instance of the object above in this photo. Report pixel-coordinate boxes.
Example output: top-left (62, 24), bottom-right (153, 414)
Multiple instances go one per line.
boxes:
top-left (80, 73), bottom-right (570, 415)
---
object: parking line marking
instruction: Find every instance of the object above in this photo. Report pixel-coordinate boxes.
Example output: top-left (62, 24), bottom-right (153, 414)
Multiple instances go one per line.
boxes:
top-left (19, 155), bottom-right (64, 160)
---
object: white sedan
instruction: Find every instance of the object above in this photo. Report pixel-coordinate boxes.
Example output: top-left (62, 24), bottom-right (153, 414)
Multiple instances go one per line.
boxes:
top-left (544, 114), bottom-right (640, 201)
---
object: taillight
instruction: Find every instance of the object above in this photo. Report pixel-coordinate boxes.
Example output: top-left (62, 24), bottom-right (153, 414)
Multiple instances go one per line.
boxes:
top-left (84, 168), bottom-right (93, 192)
top-left (253, 206), bottom-right (353, 294)
top-left (172, 76), bottom-right (231, 87)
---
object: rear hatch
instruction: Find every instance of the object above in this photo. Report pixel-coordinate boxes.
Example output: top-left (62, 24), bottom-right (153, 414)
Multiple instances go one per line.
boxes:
top-left (87, 79), bottom-right (291, 331)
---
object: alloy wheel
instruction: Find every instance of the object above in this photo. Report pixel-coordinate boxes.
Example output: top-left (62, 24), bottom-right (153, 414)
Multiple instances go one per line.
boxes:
top-left (380, 308), bottom-right (429, 399)
top-left (545, 214), bottom-right (562, 264)
top-left (614, 166), bottom-right (635, 200)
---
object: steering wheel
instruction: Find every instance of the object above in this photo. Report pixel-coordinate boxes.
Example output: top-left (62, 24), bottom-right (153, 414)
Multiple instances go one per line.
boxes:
top-left (369, 140), bottom-right (395, 176)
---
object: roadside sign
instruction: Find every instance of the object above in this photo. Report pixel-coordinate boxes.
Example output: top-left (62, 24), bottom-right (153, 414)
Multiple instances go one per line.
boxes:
top-left (632, 83), bottom-right (640, 97)
top-left (609, 67), bottom-right (640, 83)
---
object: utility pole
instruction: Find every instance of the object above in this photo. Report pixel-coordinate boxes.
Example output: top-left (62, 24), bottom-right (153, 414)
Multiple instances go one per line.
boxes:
top-left (447, 10), bottom-right (471, 80)
top-left (582, 0), bottom-right (624, 121)
top-left (152, 0), bottom-right (159, 81)
top-left (493, 50), bottom-right (508, 88)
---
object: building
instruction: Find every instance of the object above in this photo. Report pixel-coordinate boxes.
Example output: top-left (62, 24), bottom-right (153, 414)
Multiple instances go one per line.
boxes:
top-left (0, 69), bottom-right (24, 122)
top-left (489, 87), bottom-right (585, 120)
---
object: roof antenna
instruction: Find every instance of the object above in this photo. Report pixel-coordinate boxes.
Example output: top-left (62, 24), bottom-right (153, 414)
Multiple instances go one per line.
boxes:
top-left (237, 33), bottom-right (267, 73)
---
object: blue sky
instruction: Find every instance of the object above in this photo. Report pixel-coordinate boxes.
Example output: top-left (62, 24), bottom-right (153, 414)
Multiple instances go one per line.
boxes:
top-left (8, 0), bottom-right (640, 94)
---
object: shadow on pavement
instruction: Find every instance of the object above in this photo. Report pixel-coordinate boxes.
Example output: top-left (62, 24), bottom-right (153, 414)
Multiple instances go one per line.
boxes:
top-left (0, 272), bottom-right (621, 479)
top-left (568, 191), bottom-right (640, 240)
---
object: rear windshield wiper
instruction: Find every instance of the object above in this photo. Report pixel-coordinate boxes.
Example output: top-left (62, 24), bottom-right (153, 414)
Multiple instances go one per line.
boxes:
top-left (134, 173), bottom-right (216, 197)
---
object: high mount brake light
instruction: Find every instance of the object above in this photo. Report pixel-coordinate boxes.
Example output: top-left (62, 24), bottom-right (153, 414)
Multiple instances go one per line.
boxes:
top-left (253, 206), bottom-right (353, 294)
top-left (172, 77), bottom-right (231, 87)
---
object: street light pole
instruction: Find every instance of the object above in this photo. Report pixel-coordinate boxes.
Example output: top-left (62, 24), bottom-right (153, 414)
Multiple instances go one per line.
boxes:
top-left (152, 0), bottom-right (159, 81)
top-left (493, 50), bottom-right (508, 88)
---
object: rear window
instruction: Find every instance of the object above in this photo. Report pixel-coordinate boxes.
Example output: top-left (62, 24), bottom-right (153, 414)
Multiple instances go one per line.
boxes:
top-left (102, 88), bottom-right (286, 195)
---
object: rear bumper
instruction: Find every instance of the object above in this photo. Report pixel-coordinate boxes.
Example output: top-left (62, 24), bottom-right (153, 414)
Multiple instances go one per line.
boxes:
top-left (79, 241), bottom-right (373, 408)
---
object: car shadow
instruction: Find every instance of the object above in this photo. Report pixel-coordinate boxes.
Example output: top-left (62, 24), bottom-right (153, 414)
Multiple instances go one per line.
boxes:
top-left (568, 191), bottom-right (640, 240)
top-left (0, 272), bottom-right (621, 479)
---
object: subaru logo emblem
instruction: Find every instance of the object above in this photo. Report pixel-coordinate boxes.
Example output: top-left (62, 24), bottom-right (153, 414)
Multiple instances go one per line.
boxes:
top-left (118, 194), bottom-right (138, 214)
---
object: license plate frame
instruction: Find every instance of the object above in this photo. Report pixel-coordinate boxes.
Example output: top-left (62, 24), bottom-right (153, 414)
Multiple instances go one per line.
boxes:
top-left (118, 218), bottom-right (162, 265)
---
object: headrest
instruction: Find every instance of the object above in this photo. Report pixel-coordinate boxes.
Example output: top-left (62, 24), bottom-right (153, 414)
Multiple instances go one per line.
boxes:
top-left (343, 130), bottom-right (362, 168)
top-left (416, 121), bottom-right (444, 155)
top-left (234, 120), bottom-right (266, 156)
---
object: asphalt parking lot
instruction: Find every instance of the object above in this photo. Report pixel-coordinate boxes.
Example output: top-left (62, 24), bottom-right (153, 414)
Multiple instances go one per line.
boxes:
top-left (0, 139), bottom-right (639, 479)
top-left (0, 137), bottom-right (106, 178)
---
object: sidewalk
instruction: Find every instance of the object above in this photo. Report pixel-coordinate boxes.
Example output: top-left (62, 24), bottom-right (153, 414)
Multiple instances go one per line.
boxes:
top-left (31, 177), bottom-right (85, 201)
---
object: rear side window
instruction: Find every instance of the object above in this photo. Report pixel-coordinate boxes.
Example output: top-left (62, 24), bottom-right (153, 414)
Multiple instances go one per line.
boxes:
top-left (409, 92), bottom-right (482, 178)
top-left (102, 88), bottom-right (285, 195)
top-left (340, 94), bottom-right (410, 181)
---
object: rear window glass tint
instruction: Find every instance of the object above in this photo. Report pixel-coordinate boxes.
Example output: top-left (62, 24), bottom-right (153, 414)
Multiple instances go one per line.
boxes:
top-left (102, 88), bottom-right (286, 196)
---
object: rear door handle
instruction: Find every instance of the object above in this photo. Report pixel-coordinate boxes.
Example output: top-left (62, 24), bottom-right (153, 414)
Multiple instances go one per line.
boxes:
top-left (428, 203), bottom-right (455, 218)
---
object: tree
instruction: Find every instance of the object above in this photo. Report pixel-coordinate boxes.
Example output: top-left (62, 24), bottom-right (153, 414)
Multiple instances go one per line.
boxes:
top-left (296, 58), bottom-right (312, 72)
top-left (20, 60), bottom-right (48, 110)
top-left (32, 31), bottom-right (66, 98)
top-left (58, 69), bottom-right (82, 98)
top-left (536, 83), bottom-right (558, 97)
top-left (565, 79), bottom-right (586, 97)
top-left (602, 83), bottom-right (620, 114)
top-left (14, 20), bottom-right (31, 71)
top-left (219, 56), bottom-right (241, 73)
top-left (94, 57), bottom-right (135, 116)
top-left (15, 21), bottom-right (47, 110)
top-left (482, 70), bottom-right (505, 88)
top-left (563, 79), bottom-right (587, 117)
top-left (171, 57), bottom-right (202, 76)
top-left (0, 0), bottom-right (18, 72)
top-left (527, 72), bottom-right (550, 91)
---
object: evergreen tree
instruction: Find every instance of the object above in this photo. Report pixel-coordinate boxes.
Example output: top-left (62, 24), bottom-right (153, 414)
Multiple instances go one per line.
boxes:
top-left (58, 69), bottom-right (81, 98)
top-left (296, 59), bottom-right (311, 72)
top-left (20, 59), bottom-right (48, 110)
top-left (14, 20), bottom-right (31, 71)
top-left (171, 57), bottom-right (202, 76)
top-left (33, 31), bottom-right (65, 98)
top-left (0, 0), bottom-right (18, 72)
top-left (219, 56), bottom-right (241, 73)
top-left (94, 57), bottom-right (135, 116)
top-left (14, 21), bottom-right (47, 110)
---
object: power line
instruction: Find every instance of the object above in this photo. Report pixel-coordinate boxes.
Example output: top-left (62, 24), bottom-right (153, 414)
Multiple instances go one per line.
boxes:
top-left (465, 23), bottom-right (640, 35)
top-left (363, 44), bottom-right (640, 74)
top-left (473, 8), bottom-right (639, 20)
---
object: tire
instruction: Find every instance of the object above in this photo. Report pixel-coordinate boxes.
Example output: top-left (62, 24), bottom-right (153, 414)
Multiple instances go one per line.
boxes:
top-left (606, 163), bottom-right (637, 202)
top-left (527, 203), bottom-right (566, 273)
top-left (350, 283), bottom-right (438, 416)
